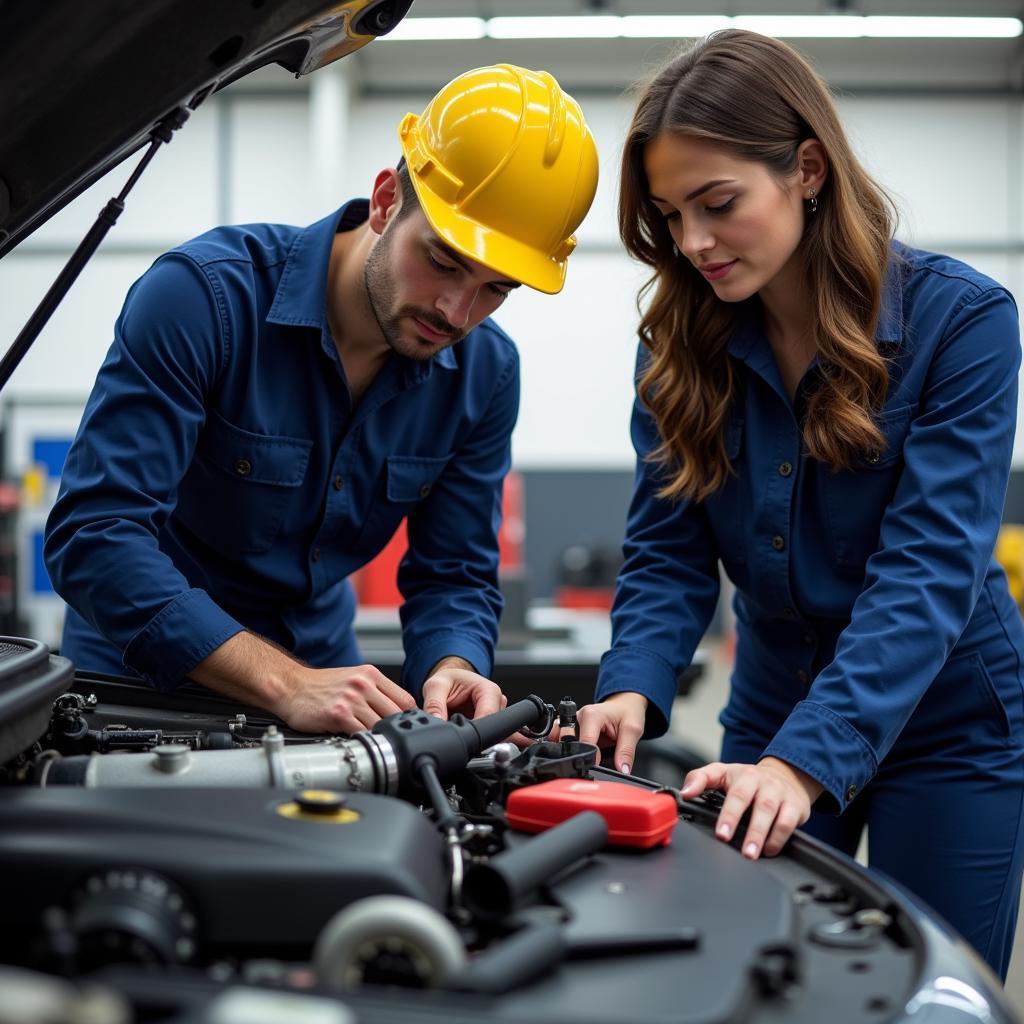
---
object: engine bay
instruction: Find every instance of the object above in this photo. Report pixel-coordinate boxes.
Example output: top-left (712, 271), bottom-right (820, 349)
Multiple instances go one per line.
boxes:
top-left (0, 636), bottom-right (1010, 1024)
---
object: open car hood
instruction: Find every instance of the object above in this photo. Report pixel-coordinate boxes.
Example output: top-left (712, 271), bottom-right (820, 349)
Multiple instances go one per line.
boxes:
top-left (0, 0), bottom-right (414, 259)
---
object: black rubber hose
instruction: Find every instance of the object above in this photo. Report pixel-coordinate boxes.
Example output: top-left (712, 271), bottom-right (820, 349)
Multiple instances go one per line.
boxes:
top-left (461, 695), bottom-right (548, 755)
top-left (461, 811), bottom-right (608, 920)
top-left (417, 760), bottom-right (460, 832)
top-left (449, 923), bottom-right (567, 994)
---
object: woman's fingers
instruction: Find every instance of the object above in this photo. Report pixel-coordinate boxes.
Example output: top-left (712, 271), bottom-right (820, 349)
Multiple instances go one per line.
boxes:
top-left (762, 802), bottom-right (805, 858)
top-left (575, 704), bottom-right (607, 746)
top-left (737, 777), bottom-right (783, 858)
top-left (715, 766), bottom-right (761, 842)
top-left (574, 698), bottom-right (649, 771)
top-left (682, 761), bottom-right (813, 858)
top-left (681, 762), bottom-right (727, 799)
top-left (575, 705), bottom-right (614, 765)
top-left (612, 718), bottom-right (645, 775)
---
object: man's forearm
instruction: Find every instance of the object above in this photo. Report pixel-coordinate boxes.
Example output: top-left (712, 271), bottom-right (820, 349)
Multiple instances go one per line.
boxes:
top-left (189, 633), bottom-right (416, 734)
top-left (428, 655), bottom-right (477, 676)
top-left (189, 630), bottom-right (300, 713)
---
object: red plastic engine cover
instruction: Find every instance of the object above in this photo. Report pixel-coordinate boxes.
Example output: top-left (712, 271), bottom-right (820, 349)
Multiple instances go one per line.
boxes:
top-left (506, 778), bottom-right (679, 848)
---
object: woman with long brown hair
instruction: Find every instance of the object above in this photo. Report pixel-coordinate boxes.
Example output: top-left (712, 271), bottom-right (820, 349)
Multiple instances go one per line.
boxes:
top-left (573, 30), bottom-right (1024, 976)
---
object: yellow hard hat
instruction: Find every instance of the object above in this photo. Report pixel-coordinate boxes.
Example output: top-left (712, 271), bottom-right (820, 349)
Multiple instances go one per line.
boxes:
top-left (398, 64), bottom-right (599, 294)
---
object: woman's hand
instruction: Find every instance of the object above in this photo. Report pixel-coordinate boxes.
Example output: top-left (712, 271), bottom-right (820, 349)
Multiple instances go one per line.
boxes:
top-left (421, 658), bottom-right (507, 720)
top-left (680, 756), bottom-right (824, 859)
top-left (557, 692), bottom-right (648, 773)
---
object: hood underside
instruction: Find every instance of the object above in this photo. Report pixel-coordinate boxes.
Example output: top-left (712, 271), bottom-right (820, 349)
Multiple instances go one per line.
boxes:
top-left (0, 0), bottom-right (413, 259)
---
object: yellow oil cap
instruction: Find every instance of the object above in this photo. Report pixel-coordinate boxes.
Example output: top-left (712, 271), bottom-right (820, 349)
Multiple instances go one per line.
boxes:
top-left (277, 790), bottom-right (361, 824)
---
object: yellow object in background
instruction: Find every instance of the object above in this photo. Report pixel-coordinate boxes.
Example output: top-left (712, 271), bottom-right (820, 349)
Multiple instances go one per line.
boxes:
top-left (21, 464), bottom-right (46, 507)
top-left (996, 525), bottom-right (1024, 608)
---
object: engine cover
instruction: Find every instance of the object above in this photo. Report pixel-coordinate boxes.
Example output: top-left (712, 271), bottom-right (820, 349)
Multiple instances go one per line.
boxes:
top-left (0, 787), bottom-right (447, 961)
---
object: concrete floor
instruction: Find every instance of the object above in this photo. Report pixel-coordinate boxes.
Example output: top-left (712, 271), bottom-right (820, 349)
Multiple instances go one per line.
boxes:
top-left (666, 638), bottom-right (1024, 1013)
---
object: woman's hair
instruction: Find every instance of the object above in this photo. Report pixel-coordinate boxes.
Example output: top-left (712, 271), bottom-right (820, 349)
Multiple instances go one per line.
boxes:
top-left (619, 30), bottom-right (896, 502)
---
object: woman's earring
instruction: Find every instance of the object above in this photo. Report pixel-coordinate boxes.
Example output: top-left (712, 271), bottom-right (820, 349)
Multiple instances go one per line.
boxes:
top-left (807, 188), bottom-right (818, 215)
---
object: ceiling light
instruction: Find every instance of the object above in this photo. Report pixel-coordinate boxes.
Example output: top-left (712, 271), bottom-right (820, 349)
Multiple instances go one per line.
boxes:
top-left (377, 15), bottom-right (1023, 43)
top-left (622, 16), bottom-right (732, 38)
top-left (487, 16), bottom-right (621, 39)
top-left (863, 16), bottom-right (1022, 38)
top-left (383, 17), bottom-right (485, 41)
top-left (732, 15), bottom-right (864, 37)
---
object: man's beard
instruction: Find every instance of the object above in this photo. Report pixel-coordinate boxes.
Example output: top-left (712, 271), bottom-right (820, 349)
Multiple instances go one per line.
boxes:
top-left (363, 229), bottom-right (465, 360)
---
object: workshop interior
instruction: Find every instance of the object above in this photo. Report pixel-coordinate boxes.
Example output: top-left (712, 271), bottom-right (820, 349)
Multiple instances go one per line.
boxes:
top-left (2, 0), bottom-right (1024, 1021)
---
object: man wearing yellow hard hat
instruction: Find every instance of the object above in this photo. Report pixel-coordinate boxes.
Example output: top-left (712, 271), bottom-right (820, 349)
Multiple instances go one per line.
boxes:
top-left (44, 65), bottom-right (599, 732)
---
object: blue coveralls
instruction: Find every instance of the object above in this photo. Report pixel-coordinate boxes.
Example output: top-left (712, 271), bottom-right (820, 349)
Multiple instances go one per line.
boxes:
top-left (596, 244), bottom-right (1024, 977)
top-left (44, 201), bottom-right (520, 698)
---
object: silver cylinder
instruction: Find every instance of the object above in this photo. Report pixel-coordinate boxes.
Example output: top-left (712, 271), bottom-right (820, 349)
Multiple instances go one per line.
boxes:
top-left (65, 736), bottom-right (390, 792)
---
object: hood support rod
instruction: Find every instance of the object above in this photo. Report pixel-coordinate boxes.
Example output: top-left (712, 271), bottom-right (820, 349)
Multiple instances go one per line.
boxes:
top-left (0, 107), bottom-right (190, 391)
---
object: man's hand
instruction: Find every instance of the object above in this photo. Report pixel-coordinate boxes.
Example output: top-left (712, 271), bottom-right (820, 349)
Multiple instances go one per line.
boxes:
top-left (680, 756), bottom-right (823, 859)
top-left (554, 692), bottom-right (648, 774)
top-left (189, 631), bottom-right (416, 734)
top-left (270, 664), bottom-right (416, 734)
top-left (421, 657), bottom-right (506, 720)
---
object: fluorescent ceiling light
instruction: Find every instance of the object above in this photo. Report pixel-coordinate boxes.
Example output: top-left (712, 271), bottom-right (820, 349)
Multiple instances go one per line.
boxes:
top-left (864, 17), bottom-right (1023, 38)
top-left (735, 14), bottom-right (1024, 38)
top-left (488, 16), bottom-right (620, 39)
top-left (622, 16), bottom-right (732, 38)
top-left (378, 15), bottom-right (1023, 42)
top-left (383, 17), bottom-right (485, 41)
top-left (733, 15), bottom-right (864, 38)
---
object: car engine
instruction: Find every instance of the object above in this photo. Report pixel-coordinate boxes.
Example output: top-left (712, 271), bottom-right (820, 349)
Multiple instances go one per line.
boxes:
top-left (0, 636), bottom-right (1015, 1024)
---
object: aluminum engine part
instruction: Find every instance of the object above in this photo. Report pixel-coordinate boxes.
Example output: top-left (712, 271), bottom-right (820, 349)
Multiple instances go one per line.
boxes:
top-left (49, 731), bottom-right (399, 793)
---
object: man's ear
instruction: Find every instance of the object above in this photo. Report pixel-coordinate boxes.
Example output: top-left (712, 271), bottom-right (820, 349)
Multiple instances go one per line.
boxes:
top-left (796, 138), bottom-right (829, 196)
top-left (368, 168), bottom-right (401, 236)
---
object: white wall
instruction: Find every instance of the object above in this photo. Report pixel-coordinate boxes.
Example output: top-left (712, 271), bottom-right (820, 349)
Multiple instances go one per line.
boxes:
top-left (1, 83), bottom-right (1022, 471)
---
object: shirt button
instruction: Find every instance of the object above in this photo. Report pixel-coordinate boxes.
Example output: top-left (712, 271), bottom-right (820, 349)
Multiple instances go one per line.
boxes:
top-left (419, 484), bottom-right (432, 498)
top-left (311, 548), bottom-right (321, 562)
top-left (234, 458), bottom-right (252, 477)
top-left (771, 535), bottom-right (785, 551)
top-left (803, 633), bottom-right (814, 646)
top-left (846, 784), bottom-right (858, 801)
top-left (783, 606), bottom-right (796, 618)
top-left (867, 449), bottom-right (881, 464)
top-left (778, 461), bottom-right (793, 477)
top-left (333, 475), bottom-right (344, 491)
top-left (796, 669), bottom-right (809, 684)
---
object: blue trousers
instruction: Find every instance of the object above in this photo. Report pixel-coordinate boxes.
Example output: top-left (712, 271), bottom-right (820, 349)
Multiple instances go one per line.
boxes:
top-left (723, 710), bottom-right (1024, 980)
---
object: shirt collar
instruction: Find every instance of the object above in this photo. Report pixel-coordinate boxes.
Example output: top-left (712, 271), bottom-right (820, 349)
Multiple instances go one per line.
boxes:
top-left (727, 242), bottom-right (906, 363)
top-left (266, 200), bottom-right (459, 383)
top-left (403, 344), bottom-right (458, 385)
top-left (726, 301), bottom-right (762, 362)
top-left (267, 201), bottom-right (365, 328)
top-left (875, 243), bottom-right (906, 344)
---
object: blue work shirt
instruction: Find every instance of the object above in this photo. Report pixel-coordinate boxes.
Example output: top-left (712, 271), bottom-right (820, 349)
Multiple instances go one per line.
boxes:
top-left (44, 201), bottom-right (519, 697)
top-left (597, 244), bottom-right (1024, 812)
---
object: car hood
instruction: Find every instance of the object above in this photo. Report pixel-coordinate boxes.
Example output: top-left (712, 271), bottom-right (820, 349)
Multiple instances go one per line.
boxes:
top-left (0, 0), bottom-right (413, 259)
